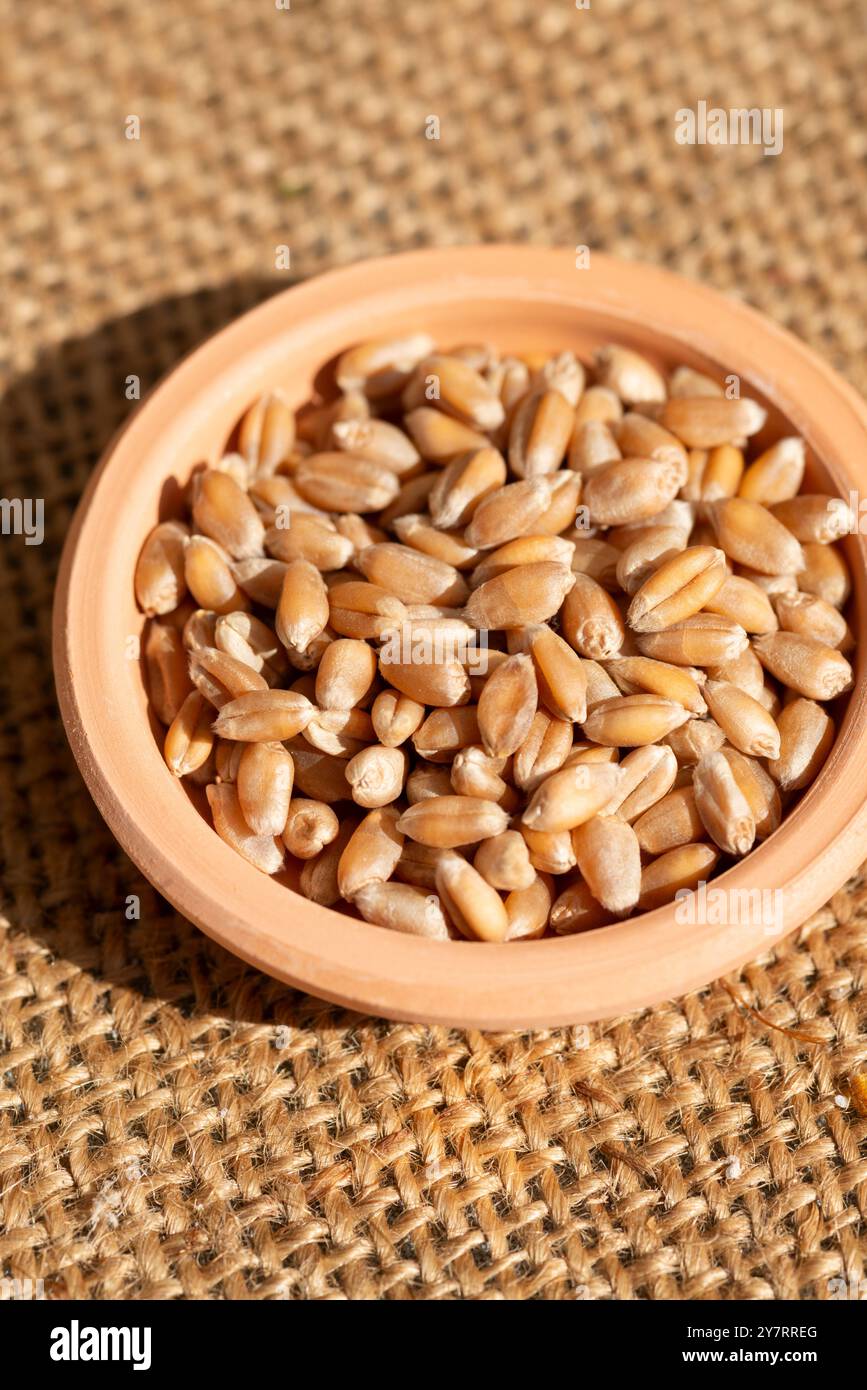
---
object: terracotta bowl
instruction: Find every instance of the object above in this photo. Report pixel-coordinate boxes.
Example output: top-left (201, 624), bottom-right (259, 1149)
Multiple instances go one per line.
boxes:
top-left (53, 246), bottom-right (867, 1029)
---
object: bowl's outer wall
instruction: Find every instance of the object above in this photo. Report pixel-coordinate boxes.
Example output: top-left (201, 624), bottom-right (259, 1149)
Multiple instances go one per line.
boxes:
top-left (53, 247), bottom-right (867, 1028)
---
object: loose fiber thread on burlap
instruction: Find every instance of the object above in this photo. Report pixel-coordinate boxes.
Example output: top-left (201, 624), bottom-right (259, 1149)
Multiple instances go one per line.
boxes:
top-left (1, 0), bottom-right (867, 1298)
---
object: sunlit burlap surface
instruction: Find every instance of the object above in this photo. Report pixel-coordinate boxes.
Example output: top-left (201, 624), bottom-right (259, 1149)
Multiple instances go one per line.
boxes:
top-left (1, 0), bottom-right (865, 1299)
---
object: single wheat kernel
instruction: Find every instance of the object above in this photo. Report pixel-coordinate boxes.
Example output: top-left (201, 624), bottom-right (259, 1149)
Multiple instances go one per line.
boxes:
top-left (752, 632), bottom-right (853, 700)
top-left (379, 650), bottom-right (470, 708)
top-left (614, 413), bottom-right (688, 470)
top-left (638, 843), bottom-right (721, 910)
top-left (512, 710), bottom-right (574, 792)
top-left (331, 417), bottom-right (421, 474)
top-left (144, 620), bottom-right (194, 725)
top-left (635, 613), bottom-right (749, 667)
top-left (509, 388), bottom-right (575, 478)
top-left (314, 638), bottom-right (377, 711)
top-left (337, 806), bottom-right (404, 900)
top-left (213, 690), bottom-right (315, 742)
top-left (560, 572), bottom-right (625, 660)
top-left (702, 680), bottom-right (781, 759)
top-left (768, 698), bottom-right (835, 791)
top-left (275, 558), bottom-right (330, 655)
top-left (471, 535), bottom-right (575, 587)
top-left (708, 498), bottom-right (805, 575)
top-left (658, 396), bottom-right (767, 448)
top-left (738, 437), bottom-right (805, 504)
top-left (265, 514), bottom-right (355, 571)
top-left (345, 745), bottom-right (407, 807)
top-left (393, 512), bottom-right (480, 569)
top-left (403, 406), bottom-right (490, 462)
top-left (703, 575), bottom-right (778, 635)
top-left (135, 520), bottom-right (189, 616)
top-left (357, 542), bottom-right (469, 606)
top-left (464, 561), bottom-right (575, 630)
top-left (474, 830), bottom-right (536, 891)
top-left (206, 783), bottom-right (284, 875)
top-left (521, 826), bottom-right (577, 875)
top-left (593, 345), bottom-right (667, 404)
top-left (606, 744), bottom-right (678, 821)
top-left (164, 691), bottom-right (214, 777)
top-left (464, 477), bottom-right (552, 548)
top-left (550, 880), bottom-right (613, 934)
top-left (185, 535), bottom-right (250, 614)
top-left (568, 419), bottom-right (621, 475)
top-left (693, 751), bottom-right (756, 856)
top-left (528, 626), bottom-right (588, 722)
top-left (573, 384), bottom-right (623, 425)
top-left (627, 545), bottom-right (727, 632)
top-left (476, 652), bottom-right (539, 758)
top-left (615, 527), bottom-right (686, 596)
top-left (370, 690), bottom-right (425, 748)
top-left (697, 444), bottom-right (745, 502)
top-left (428, 447), bottom-right (507, 528)
top-left (336, 333), bottom-right (436, 399)
top-left (451, 746), bottom-right (516, 807)
top-left (668, 365), bottom-right (724, 398)
top-left (583, 694), bottom-right (690, 747)
top-left (406, 354), bottom-right (505, 431)
top-left (237, 741), bottom-right (295, 837)
top-left (572, 816), bottom-right (642, 915)
top-left (663, 717), bottom-right (727, 766)
top-left (192, 469), bottom-right (265, 560)
top-left (238, 390), bottom-right (295, 475)
top-left (397, 796), bottom-right (509, 849)
top-left (772, 592), bottom-right (852, 651)
top-left (287, 741), bottom-right (352, 802)
top-left (282, 798), bottom-right (339, 859)
top-left (605, 656), bottom-right (707, 714)
top-left (353, 881), bottom-right (450, 939)
top-left (720, 748), bottom-right (782, 840)
top-left (771, 494), bottom-right (854, 545)
top-left (584, 457), bottom-right (686, 527)
top-left (633, 785), bottom-right (705, 856)
top-left (293, 453), bottom-right (400, 513)
top-left (436, 852), bottom-right (509, 942)
top-left (797, 542), bottom-right (851, 608)
top-left (412, 706), bottom-right (481, 762)
top-left (504, 874), bottom-right (554, 940)
top-left (522, 762), bottom-right (622, 834)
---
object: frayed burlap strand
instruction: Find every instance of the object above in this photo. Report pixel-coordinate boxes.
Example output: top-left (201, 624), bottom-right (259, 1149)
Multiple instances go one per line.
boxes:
top-left (1, 0), bottom-right (866, 1299)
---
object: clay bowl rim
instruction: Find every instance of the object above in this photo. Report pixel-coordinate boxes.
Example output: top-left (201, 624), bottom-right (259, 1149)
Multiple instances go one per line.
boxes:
top-left (53, 245), bottom-right (867, 1030)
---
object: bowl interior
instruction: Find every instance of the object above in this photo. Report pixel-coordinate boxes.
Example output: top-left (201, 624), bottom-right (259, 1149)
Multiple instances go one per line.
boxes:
top-left (56, 248), bottom-right (867, 1027)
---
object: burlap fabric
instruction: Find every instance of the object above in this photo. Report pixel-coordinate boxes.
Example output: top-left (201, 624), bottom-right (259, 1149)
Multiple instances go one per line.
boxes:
top-left (2, 0), bottom-right (866, 1300)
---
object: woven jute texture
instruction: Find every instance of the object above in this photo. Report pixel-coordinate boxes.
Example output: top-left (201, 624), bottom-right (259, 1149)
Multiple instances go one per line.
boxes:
top-left (2, 0), bottom-right (867, 1301)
